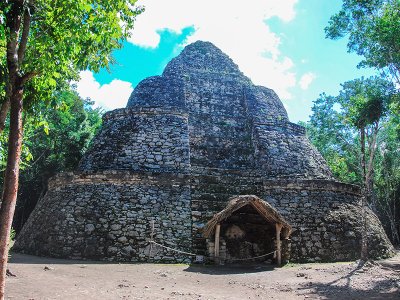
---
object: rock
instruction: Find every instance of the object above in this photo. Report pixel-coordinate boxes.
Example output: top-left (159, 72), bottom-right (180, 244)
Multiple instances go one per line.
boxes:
top-left (6, 269), bottom-right (16, 277)
top-left (85, 224), bottom-right (95, 233)
top-left (110, 224), bottom-right (121, 231)
top-left (118, 236), bottom-right (128, 243)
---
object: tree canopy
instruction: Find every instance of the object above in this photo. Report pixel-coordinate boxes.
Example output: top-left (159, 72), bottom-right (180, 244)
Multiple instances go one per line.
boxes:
top-left (325, 0), bottom-right (400, 84)
top-left (318, 1), bottom-right (400, 250)
top-left (0, 0), bottom-right (143, 121)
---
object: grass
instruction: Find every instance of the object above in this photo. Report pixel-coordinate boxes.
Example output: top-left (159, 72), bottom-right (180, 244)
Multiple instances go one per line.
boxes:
top-left (282, 262), bottom-right (300, 268)
top-left (283, 260), bottom-right (355, 269)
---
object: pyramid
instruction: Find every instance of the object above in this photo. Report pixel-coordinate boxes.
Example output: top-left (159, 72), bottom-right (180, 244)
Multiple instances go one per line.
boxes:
top-left (15, 41), bottom-right (394, 263)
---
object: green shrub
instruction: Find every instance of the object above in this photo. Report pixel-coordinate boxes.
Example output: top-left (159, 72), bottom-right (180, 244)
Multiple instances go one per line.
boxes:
top-left (10, 227), bottom-right (15, 241)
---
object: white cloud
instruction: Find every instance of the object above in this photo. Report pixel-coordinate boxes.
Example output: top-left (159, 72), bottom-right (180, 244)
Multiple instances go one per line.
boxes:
top-left (76, 71), bottom-right (133, 110)
top-left (130, 0), bottom-right (298, 99)
top-left (299, 72), bottom-right (316, 90)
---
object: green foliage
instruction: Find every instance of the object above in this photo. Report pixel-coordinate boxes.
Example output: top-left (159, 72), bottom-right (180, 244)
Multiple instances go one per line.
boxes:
top-left (325, 0), bottom-right (400, 82)
top-left (8, 227), bottom-right (15, 255)
top-left (22, 90), bottom-right (102, 173)
top-left (305, 93), bottom-right (360, 183)
top-left (324, 0), bottom-right (400, 242)
top-left (3, 88), bottom-right (102, 232)
top-left (0, 0), bottom-right (143, 109)
top-left (337, 76), bottom-right (397, 128)
top-left (10, 227), bottom-right (15, 241)
top-left (0, 89), bottom-right (102, 171)
top-left (306, 76), bottom-right (400, 242)
top-left (307, 76), bottom-right (397, 182)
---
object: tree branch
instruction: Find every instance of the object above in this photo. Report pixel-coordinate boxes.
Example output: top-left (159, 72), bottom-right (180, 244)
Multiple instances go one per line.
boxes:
top-left (17, 4), bottom-right (31, 66)
top-left (6, 2), bottom-right (22, 78)
top-left (1, 1), bottom-right (24, 134)
top-left (20, 71), bottom-right (38, 84)
top-left (0, 100), bottom-right (10, 133)
top-left (28, 149), bottom-right (47, 168)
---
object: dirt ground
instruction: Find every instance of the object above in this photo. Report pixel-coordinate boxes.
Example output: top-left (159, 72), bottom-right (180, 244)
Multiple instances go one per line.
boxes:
top-left (5, 251), bottom-right (400, 300)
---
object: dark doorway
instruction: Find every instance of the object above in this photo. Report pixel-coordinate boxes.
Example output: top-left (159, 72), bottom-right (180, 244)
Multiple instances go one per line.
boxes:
top-left (221, 205), bottom-right (276, 263)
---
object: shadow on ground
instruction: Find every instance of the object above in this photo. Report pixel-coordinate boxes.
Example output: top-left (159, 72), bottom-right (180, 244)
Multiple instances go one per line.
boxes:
top-left (9, 252), bottom-right (137, 265)
top-left (184, 263), bottom-right (276, 275)
top-left (10, 252), bottom-right (278, 274)
top-left (297, 261), bottom-right (400, 300)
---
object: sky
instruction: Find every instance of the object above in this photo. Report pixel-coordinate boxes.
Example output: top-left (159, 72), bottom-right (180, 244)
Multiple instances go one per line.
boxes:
top-left (76, 0), bottom-right (376, 123)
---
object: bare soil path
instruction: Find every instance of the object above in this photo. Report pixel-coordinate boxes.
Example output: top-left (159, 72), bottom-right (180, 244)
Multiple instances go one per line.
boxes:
top-left (5, 252), bottom-right (400, 299)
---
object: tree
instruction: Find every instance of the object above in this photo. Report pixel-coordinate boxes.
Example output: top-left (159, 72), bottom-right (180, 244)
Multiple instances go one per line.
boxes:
top-left (325, 0), bottom-right (400, 84)
top-left (338, 77), bottom-right (397, 260)
top-left (8, 89), bottom-right (102, 233)
top-left (304, 93), bottom-right (361, 183)
top-left (0, 1), bottom-right (142, 298)
top-left (374, 117), bottom-right (400, 244)
top-left (306, 76), bottom-right (399, 259)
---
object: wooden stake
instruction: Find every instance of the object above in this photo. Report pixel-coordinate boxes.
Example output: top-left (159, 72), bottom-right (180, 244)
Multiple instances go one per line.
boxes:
top-left (214, 224), bottom-right (221, 264)
top-left (275, 223), bottom-right (283, 267)
top-left (149, 220), bottom-right (155, 258)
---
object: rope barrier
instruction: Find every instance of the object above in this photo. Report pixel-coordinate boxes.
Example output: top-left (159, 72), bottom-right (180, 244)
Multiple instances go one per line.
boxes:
top-left (149, 240), bottom-right (276, 261)
top-left (149, 240), bottom-right (197, 257)
top-left (228, 250), bottom-right (276, 261)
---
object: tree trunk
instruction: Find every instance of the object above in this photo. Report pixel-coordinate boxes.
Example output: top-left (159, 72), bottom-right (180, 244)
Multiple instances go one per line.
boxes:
top-left (385, 204), bottom-right (400, 245)
top-left (0, 84), bottom-right (24, 300)
top-left (360, 122), bottom-right (380, 260)
top-left (360, 127), bottom-right (368, 261)
top-left (0, 2), bottom-right (33, 297)
top-left (0, 2), bottom-right (32, 135)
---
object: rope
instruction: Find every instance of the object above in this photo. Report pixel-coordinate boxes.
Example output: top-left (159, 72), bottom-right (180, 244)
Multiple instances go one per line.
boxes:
top-left (228, 250), bottom-right (276, 261)
top-left (149, 240), bottom-right (276, 261)
top-left (149, 240), bottom-right (197, 257)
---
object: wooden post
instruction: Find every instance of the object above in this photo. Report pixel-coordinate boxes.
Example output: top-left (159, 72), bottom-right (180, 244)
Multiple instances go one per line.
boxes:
top-left (275, 223), bottom-right (283, 267)
top-left (149, 220), bottom-right (155, 258)
top-left (214, 224), bottom-right (221, 264)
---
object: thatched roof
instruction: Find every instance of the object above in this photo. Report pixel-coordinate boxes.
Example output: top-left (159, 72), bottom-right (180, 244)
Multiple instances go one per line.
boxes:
top-left (203, 195), bottom-right (292, 238)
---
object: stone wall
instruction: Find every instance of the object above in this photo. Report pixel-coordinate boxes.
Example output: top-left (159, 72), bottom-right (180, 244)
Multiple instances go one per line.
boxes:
top-left (79, 107), bottom-right (190, 173)
top-left (14, 171), bottom-right (192, 263)
top-left (124, 41), bottom-right (333, 180)
top-left (186, 73), bottom-right (255, 170)
top-left (261, 180), bottom-right (393, 261)
top-left (190, 175), bottom-right (394, 262)
top-left (244, 85), bottom-right (289, 123)
top-left (162, 41), bottom-right (247, 79)
top-left (252, 121), bottom-right (333, 179)
top-left (127, 76), bottom-right (185, 108)
top-left (16, 171), bottom-right (393, 263)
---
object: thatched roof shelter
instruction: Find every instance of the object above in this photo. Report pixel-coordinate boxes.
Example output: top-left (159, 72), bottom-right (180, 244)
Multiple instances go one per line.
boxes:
top-left (203, 195), bottom-right (292, 239)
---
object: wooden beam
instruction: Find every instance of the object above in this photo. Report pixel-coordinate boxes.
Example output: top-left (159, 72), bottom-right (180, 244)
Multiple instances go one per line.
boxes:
top-left (275, 223), bottom-right (283, 267)
top-left (214, 224), bottom-right (221, 264)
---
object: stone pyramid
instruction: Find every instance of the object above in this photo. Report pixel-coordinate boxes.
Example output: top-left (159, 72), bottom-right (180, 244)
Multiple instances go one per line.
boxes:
top-left (15, 41), bottom-right (394, 263)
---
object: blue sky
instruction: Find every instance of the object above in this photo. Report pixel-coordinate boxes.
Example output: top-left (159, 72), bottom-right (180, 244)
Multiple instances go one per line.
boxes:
top-left (76, 0), bottom-right (376, 123)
